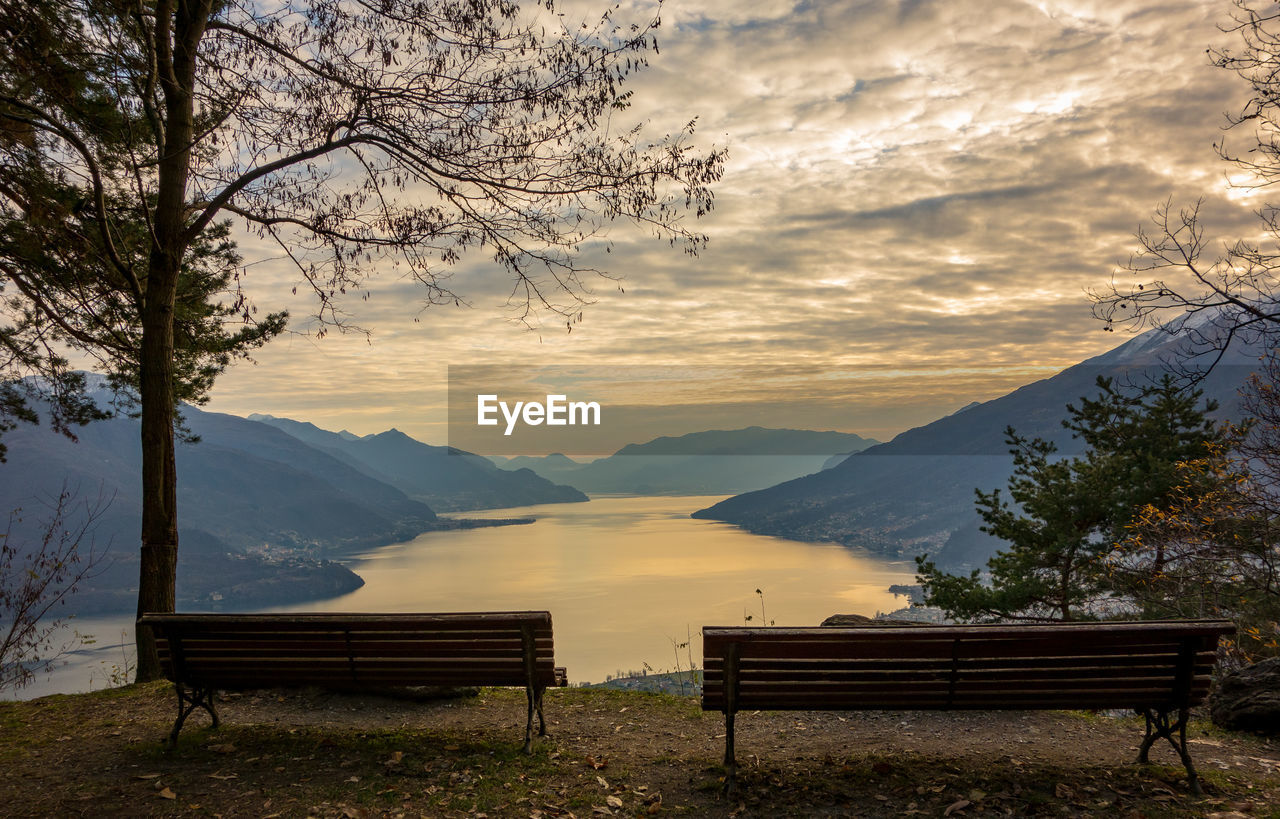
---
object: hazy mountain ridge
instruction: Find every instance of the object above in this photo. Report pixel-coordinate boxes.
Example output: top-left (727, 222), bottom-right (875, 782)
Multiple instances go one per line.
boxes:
top-left (693, 326), bottom-right (1259, 570)
top-left (613, 426), bottom-right (876, 456)
top-left (248, 415), bottom-right (587, 511)
top-left (493, 427), bottom-right (879, 495)
top-left (0, 400), bottom-right (446, 613)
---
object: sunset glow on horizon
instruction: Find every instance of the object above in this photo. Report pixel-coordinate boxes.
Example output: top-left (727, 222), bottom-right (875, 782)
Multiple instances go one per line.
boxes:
top-left (201, 0), bottom-right (1260, 447)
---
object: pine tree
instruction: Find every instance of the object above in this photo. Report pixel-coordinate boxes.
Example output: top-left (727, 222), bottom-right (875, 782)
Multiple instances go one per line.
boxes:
top-left (917, 376), bottom-right (1227, 622)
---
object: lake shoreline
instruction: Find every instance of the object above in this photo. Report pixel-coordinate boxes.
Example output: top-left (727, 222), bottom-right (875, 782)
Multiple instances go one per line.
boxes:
top-left (16, 495), bottom-right (917, 699)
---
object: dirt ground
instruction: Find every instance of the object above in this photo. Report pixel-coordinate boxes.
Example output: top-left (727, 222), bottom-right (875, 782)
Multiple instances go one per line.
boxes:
top-left (2, 681), bottom-right (1278, 817)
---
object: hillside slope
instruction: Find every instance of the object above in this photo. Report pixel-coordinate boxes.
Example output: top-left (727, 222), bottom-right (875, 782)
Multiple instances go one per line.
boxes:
top-left (693, 327), bottom-right (1259, 569)
top-left (497, 427), bottom-right (878, 495)
top-left (249, 415), bottom-right (587, 511)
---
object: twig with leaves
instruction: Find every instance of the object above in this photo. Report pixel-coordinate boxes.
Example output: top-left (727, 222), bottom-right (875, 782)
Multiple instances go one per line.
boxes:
top-left (0, 486), bottom-right (110, 693)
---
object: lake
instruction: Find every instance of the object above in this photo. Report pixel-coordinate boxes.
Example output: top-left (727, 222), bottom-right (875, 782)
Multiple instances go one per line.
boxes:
top-left (15, 495), bottom-right (916, 698)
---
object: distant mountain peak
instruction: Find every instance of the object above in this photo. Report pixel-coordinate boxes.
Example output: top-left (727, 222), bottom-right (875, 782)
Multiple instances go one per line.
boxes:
top-left (612, 426), bottom-right (877, 457)
top-left (252, 413), bottom-right (586, 511)
top-left (693, 318), bottom-right (1264, 571)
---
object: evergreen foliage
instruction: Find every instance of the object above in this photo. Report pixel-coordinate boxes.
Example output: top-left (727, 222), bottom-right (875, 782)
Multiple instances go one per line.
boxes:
top-left (917, 376), bottom-right (1228, 622)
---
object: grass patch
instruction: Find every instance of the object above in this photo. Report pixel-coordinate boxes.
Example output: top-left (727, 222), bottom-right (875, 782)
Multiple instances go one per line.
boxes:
top-left (0, 683), bottom-right (1276, 816)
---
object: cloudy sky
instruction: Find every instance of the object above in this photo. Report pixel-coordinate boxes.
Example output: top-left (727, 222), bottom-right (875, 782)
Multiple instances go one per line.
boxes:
top-left (204, 0), bottom-right (1262, 448)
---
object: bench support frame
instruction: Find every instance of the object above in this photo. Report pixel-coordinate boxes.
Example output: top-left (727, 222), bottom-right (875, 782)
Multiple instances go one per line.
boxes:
top-left (168, 682), bottom-right (219, 747)
top-left (721, 642), bottom-right (739, 792)
top-left (1139, 706), bottom-right (1200, 795)
top-left (521, 622), bottom-right (549, 754)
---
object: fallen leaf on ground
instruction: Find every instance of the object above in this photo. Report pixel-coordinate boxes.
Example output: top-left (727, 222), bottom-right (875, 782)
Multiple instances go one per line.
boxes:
top-left (158, 787), bottom-right (176, 800)
top-left (944, 799), bottom-right (970, 816)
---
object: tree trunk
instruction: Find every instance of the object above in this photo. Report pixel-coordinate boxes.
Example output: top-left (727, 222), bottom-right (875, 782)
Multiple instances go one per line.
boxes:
top-left (133, 0), bottom-right (208, 682)
top-left (134, 283), bottom-right (179, 682)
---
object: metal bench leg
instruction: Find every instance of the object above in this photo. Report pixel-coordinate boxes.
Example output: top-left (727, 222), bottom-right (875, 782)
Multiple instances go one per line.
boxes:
top-left (722, 710), bottom-right (737, 794)
top-left (535, 684), bottom-right (548, 737)
top-left (167, 683), bottom-right (218, 748)
top-left (522, 683), bottom-right (535, 754)
top-left (1138, 707), bottom-right (1202, 795)
top-left (1141, 706), bottom-right (1162, 762)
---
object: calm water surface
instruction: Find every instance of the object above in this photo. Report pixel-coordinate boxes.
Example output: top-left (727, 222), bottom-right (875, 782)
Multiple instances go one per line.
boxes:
top-left (17, 495), bottom-right (915, 697)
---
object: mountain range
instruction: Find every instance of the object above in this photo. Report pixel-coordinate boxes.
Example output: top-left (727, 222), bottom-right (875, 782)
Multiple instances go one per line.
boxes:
top-left (490, 427), bottom-right (879, 495)
top-left (0, 394), bottom-right (584, 614)
top-left (693, 325), bottom-right (1262, 570)
top-left (249, 414), bottom-right (586, 511)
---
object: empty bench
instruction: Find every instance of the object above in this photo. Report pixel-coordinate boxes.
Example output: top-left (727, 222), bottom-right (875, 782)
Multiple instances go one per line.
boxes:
top-left (138, 611), bottom-right (566, 751)
top-left (702, 619), bottom-right (1234, 793)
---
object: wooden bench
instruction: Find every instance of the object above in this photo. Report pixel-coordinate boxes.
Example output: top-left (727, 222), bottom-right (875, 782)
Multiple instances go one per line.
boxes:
top-left (138, 611), bottom-right (566, 752)
top-left (702, 619), bottom-right (1234, 794)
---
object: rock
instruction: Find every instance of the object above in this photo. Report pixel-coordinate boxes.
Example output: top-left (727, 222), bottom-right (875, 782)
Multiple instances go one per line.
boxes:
top-left (821, 614), bottom-right (918, 627)
top-left (1210, 657), bottom-right (1280, 734)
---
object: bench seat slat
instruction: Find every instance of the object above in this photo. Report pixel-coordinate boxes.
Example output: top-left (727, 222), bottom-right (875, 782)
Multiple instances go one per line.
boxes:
top-left (703, 638), bottom-right (1211, 662)
top-left (144, 611), bottom-right (552, 628)
top-left (731, 678), bottom-right (1184, 693)
top-left (703, 620), bottom-right (1233, 641)
top-left (162, 639), bottom-right (554, 656)
top-left (196, 671), bottom-right (548, 686)
top-left (704, 667), bottom-right (1208, 686)
top-left (706, 652), bottom-right (1219, 669)
top-left (703, 681), bottom-right (1213, 705)
top-left (705, 694), bottom-right (1190, 711)
top-left (706, 653), bottom-right (1217, 673)
top-left (165, 632), bottom-right (553, 645)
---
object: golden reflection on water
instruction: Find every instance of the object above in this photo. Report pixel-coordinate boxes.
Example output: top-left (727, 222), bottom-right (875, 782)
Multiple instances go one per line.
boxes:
top-left (274, 495), bottom-right (916, 684)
